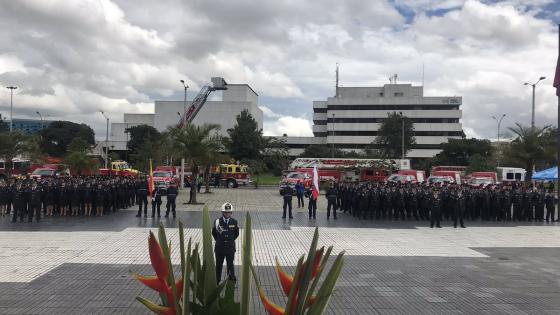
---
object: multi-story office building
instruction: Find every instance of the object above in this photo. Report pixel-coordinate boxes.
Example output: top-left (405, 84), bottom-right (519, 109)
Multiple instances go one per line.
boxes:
top-left (2, 118), bottom-right (53, 134)
top-left (306, 83), bottom-right (464, 158)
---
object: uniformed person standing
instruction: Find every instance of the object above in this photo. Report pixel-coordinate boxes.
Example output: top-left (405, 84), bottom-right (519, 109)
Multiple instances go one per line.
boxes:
top-left (165, 184), bottom-right (178, 218)
top-left (452, 186), bottom-right (466, 228)
top-left (326, 183), bottom-right (338, 220)
top-left (295, 181), bottom-right (305, 208)
top-left (307, 184), bottom-right (317, 219)
top-left (545, 189), bottom-right (555, 222)
top-left (281, 184), bottom-right (294, 219)
top-left (212, 203), bottom-right (239, 283)
top-left (28, 181), bottom-right (42, 222)
top-left (151, 186), bottom-right (162, 218)
top-left (430, 188), bottom-right (442, 228)
top-left (136, 180), bottom-right (149, 218)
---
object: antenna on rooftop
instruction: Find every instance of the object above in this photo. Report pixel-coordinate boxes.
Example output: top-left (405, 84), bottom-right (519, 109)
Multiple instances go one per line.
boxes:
top-left (389, 74), bottom-right (398, 84)
top-left (335, 63), bottom-right (339, 97)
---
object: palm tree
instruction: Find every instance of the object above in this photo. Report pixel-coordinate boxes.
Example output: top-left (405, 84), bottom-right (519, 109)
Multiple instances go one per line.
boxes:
top-left (168, 124), bottom-right (222, 204)
top-left (504, 123), bottom-right (552, 180)
top-left (0, 132), bottom-right (40, 176)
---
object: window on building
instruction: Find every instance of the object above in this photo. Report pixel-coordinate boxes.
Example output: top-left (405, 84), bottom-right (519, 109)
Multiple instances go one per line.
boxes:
top-left (394, 92), bottom-right (404, 97)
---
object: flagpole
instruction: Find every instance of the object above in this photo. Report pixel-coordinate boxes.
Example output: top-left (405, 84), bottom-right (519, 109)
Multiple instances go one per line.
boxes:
top-left (557, 24), bottom-right (559, 222)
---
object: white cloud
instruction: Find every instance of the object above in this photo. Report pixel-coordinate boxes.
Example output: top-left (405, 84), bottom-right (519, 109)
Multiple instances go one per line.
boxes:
top-left (259, 106), bottom-right (281, 118)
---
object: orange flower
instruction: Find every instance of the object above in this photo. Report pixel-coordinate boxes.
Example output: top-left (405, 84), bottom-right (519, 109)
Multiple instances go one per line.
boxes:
top-left (132, 274), bottom-right (167, 293)
top-left (257, 286), bottom-right (285, 315)
top-left (148, 232), bottom-right (169, 282)
top-left (275, 258), bottom-right (293, 296)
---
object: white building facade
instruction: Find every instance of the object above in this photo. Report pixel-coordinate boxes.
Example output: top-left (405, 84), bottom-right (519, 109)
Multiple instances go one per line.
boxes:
top-left (307, 83), bottom-right (464, 158)
top-left (101, 84), bottom-right (263, 153)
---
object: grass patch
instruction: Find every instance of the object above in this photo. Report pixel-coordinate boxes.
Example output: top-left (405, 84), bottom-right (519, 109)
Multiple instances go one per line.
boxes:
top-left (253, 173), bottom-right (282, 185)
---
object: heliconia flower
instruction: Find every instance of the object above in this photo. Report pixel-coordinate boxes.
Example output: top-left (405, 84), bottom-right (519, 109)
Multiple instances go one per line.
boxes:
top-left (275, 258), bottom-right (293, 296)
top-left (164, 279), bottom-right (184, 307)
top-left (148, 232), bottom-right (169, 282)
top-left (307, 295), bottom-right (317, 307)
top-left (136, 296), bottom-right (176, 315)
top-left (257, 286), bottom-right (285, 315)
top-left (311, 247), bottom-right (324, 278)
top-left (132, 274), bottom-right (168, 293)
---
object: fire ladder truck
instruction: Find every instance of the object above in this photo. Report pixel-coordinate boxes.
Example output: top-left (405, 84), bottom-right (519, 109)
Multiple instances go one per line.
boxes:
top-left (177, 77), bottom-right (228, 127)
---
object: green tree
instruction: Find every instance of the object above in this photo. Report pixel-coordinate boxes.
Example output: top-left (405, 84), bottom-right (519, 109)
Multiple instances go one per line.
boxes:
top-left (168, 124), bottom-right (222, 204)
top-left (465, 153), bottom-right (496, 173)
top-left (433, 138), bottom-right (494, 166)
top-left (0, 132), bottom-right (39, 176)
top-left (64, 137), bottom-right (97, 175)
top-left (224, 110), bottom-right (263, 161)
top-left (39, 121), bottom-right (95, 157)
top-left (0, 117), bottom-right (8, 133)
top-left (126, 125), bottom-right (161, 164)
top-left (261, 137), bottom-right (289, 176)
top-left (374, 112), bottom-right (415, 158)
top-left (501, 123), bottom-right (553, 179)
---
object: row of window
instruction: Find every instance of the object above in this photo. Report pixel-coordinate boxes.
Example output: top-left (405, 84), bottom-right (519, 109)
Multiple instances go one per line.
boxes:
top-left (313, 131), bottom-right (464, 137)
top-left (285, 143), bottom-right (444, 150)
top-left (313, 118), bottom-right (460, 125)
top-left (313, 104), bottom-right (460, 112)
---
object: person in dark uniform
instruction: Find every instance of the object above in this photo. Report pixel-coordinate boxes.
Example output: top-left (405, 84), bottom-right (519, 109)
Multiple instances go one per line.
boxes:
top-left (12, 182), bottom-right (25, 223)
top-left (307, 184), bottom-right (317, 219)
top-left (151, 186), bottom-right (163, 218)
top-left (165, 184), bottom-right (178, 218)
top-left (281, 184), bottom-right (294, 219)
top-left (136, 180), bottom-right (149, 218)
top-left (295, 181), bottom-right (305, 208)
top-left (28, 181), bottom-right (42, 222)
top-left (212, 203), bottom-right (239, 283)
top-left (545, 189), bottom-right (555, 222)
top-left (452, 186), bottom-right (466, 228)
top-left (430, 188), bottom-right (442, 228)
top-left (95, 183), bottom-right (104, 216)
top-left (84, 183), bottom-right (93, 216)
top-left (326, 183), bottom-right (338, 220)
top-left (0, 180), bottom-right (8, 216)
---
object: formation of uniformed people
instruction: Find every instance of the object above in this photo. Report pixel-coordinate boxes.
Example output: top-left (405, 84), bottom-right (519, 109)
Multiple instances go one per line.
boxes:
top-left (0, 176), bottom-right (141, 223)
top-left (298, 181), bottom-right (557, 228)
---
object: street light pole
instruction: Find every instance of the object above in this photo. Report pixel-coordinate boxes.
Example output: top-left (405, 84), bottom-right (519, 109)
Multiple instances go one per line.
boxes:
top-left (492, 114), bottom-right (506, 167)
top-left (36, 111), bottom-right (43, 130)
top-left (399, 112), bottom-right (405, 159)
top-left (6, 86), bottom-right (17, 132)
top-left (524, 76), bottom-right (546, 130)
top-left (100, 111), bottom-right (109, 169)
top-left (331, 113), bottom-right (335, 158)
top-left (180, 80), bottom-right (189, 126)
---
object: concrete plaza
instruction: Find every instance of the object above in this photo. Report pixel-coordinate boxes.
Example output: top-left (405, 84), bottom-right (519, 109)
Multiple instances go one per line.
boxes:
top-left (0, 187), bottom-right (559, 314)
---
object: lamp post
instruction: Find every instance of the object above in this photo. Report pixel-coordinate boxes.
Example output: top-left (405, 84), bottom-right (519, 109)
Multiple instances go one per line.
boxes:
top-left (399, 112), bottom-right (405, 159)
top-left (36, 111), bottom-right (43, 130)
top-left (100, 111), bottom-right (109, 169)
top-left (124, 123), bottom-right (129, 162)
top-left (492, 114), bottom-right (506, 167)
top-left (6, 86), bottom-right (17, 132)
top-left (180, 80), bottom-right (189, 126)
top-left (524, 76), bottom-right (546, 130)
top-left (331, 113), bottom-right (335, 158)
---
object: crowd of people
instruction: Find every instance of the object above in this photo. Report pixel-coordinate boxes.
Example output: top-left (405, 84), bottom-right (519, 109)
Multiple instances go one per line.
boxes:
top-left (282, 181), bottom-right (558, 228)
top-left (0, 176), bottom-right (177, 223)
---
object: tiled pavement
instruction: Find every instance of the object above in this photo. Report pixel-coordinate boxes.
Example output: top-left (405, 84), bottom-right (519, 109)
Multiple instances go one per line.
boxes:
top-left (0, 187), bottom-right (559, 314)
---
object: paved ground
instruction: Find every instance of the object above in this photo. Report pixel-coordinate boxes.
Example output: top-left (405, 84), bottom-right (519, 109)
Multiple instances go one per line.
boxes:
top-left (0, 187), bottom-right (559, 314)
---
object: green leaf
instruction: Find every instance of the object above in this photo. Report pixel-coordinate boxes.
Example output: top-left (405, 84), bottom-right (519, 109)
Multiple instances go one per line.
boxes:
top-left (240, 212), bottom-right (252, 315)
top-left (202, 205), bottom-right (218, 306)
top-left (307, 251), bottom-right (345, 315)
top-left (306, 246), bottom-right (333, 306)
top-left (158, 224), bottom-right (180, 315)
top-left (182, 239), bottom-right (191, 315)
top-left (285, 256), bottom-right (305, 315)
top-left (179, 220), bottom-right (186, 277)
top-left (206, 279), bottom-right (229, 306)
top-left (294, 227), bottom-right (320, 315)
top-left (136, 296), bottom-right (175, 315)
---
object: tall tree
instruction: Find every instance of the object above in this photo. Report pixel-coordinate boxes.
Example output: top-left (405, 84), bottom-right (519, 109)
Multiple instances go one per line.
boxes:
top-left (168, 124), bottom-right (222, 204)
top-left (501, 123), bottom-right (553, 179)
top-left (39, 121), bottom-right (95, 157)
top-left (126, 125), bottom-right (161, 165)
top-left (224, 110), bottom-right (263, 161)
top-left (0, 132), bottom-right (39, 176)
top-left (64, 137), bottom-right (97, 175)
top-left (433, 138), bottom-right (494, 166)
top-left (374, 112), bottom-right (415, 158)
top-left (261, 137), bottom-right (290, 176)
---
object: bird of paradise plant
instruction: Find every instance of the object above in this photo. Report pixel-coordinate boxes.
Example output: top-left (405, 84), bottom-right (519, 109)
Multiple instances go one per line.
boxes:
top-left (133, 206), bottom-right (344, 315)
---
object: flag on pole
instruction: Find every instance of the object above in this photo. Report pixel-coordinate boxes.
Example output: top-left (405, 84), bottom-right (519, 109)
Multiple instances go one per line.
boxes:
top-left (148, 159), bottom-right (154, 198)
top-left (554, 55), bottom-right (560, 96)
top-left (312, 164), bottom-right (319, 200)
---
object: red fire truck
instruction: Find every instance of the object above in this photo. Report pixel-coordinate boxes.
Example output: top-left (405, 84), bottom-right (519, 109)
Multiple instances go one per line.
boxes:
top-left (289, 158), bottom-right (410, 183)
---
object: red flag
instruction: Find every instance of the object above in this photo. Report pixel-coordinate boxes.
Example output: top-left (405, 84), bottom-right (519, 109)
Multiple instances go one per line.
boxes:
top-left (312, 165), bottom-right (319, 200)
top-left (554, 55), bottom-right (560, 96)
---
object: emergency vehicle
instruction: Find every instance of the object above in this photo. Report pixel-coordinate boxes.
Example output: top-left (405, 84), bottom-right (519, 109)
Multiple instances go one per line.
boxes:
top-left (99, 160), bottom-right (139, 177)
top-left (211, 163), bottom-right (252, 188)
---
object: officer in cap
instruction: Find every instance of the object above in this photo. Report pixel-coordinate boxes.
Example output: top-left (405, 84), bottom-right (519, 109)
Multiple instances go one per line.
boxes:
top-left (212, 202), bottom-right (239, 284)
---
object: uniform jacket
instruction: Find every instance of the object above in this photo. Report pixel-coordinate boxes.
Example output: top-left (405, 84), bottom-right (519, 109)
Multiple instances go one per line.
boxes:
top-left (212, 216), bottom-right (239, 253)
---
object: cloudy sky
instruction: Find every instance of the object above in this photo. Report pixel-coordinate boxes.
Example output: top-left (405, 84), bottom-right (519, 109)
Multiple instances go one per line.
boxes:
top-left (0, 0), bottom-right (559, 140)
